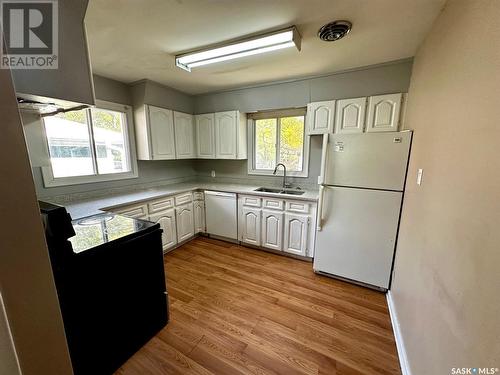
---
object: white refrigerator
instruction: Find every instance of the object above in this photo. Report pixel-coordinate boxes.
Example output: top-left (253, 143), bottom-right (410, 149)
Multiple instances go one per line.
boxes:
top-left (313, 131), bottom-right (412, 290)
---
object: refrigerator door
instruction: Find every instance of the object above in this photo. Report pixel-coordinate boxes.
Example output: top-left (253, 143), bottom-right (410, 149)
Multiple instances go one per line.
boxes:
top-left (313, 186), bottom-right (402, 289)
top-left (319, 131), bottom-right (412, 191)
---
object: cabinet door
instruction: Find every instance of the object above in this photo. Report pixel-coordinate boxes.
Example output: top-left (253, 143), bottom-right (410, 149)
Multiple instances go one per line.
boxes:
top-left (283, 214), bottom-right (309, 256)
top-left (174, 111), bottom-right (195, 158)
top-left (148, 105), bottom-right (176, 159)
top-left (306, 101), bottom-right (335, 135)
top-left (366, 93), bottom-right (402, 132)
top-left (240, 207), bottom-right (261, 246)
top-left (176, 203), bottom-right (195, 242)
top-left (261, 210), bottom-right (283, 251)
top-left (196, 113), bottom-right (216, 158)
top-left (215, 111), bottom-right (237, 159)
top-left (335, 97), bottom-right (367, 134)
top-left (149, 209), bottom-right (177, 251)
top-left (193, 200), bottom-right (205, 234)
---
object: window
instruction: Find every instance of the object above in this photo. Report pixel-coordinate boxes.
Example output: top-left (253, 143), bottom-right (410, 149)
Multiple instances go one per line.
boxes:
top-left (41, 101), bottom-right (137, 187)
top-left (249, 109), bottom-right (309, 177)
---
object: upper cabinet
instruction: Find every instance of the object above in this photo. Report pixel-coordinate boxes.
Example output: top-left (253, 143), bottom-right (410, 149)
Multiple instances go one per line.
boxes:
top-left (306, 93), bottom-right (405, 135)
top-left (214, 111), bottom-right (247, 159)
top-left (195, 113), bottom-right (216, 158)
top-left (366, 93), bottom-right (402, 132)
top-left (174, 111), bottom-right (196, 159)
top-left (335, 97), bottom-right (367, 134)
top-left (306, 101), bottom-right (336, 135)
top-left (135, 104), bottom-right (176, 160)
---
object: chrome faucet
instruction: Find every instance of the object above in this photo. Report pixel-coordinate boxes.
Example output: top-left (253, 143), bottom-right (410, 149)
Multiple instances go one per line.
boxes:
top-left (273, 163), bottom-right (291, 189)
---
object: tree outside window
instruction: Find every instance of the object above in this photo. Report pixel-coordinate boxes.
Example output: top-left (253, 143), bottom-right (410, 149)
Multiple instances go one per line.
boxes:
top-left (254, 115), bottom-right (305, 172)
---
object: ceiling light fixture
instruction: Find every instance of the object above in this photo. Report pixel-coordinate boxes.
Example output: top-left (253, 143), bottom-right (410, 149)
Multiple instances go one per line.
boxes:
top-left (175, 26), bottom-right (301, 72)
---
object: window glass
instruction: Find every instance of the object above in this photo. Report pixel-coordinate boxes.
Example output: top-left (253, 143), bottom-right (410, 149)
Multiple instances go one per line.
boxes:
top-left (253, 115), bottom-right (305, 173)
top-left (279, 116), bottom-right (304, 172)
top-left (255, 118), bottom-right (277, 170)
top-left (91, 108), bottom-right (130, 174)
top-left (44, 111), bottom-right (94, 178)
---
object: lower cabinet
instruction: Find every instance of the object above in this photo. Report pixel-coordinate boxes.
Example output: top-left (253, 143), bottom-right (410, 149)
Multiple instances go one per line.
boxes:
top-left (149, 209), bottom-right (177, 251)
top-left (240, 207), bottom-right (261, 246)
top-left (238, 195), bottom-right (316, 257)
top-left (261, 210), bottom-right (283, 251)
top-left (176, 203), bottom-right (195, 242)
top-left (193, 200), bottom-right (205, 233)
top-left (283, 213), bottom-right (309, 257)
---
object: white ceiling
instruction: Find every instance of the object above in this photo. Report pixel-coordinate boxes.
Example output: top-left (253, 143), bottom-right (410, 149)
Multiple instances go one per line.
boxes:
top-left (85, 0), bottom-right (445, 95)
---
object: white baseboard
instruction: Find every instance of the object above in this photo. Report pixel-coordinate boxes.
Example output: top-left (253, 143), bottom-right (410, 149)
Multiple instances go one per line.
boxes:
top-left (386, 291), bottom-right (412, 375)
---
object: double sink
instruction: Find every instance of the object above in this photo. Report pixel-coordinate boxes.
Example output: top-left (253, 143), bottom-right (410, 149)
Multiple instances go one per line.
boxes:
top-left (254, 187), bottom-right (305, 196)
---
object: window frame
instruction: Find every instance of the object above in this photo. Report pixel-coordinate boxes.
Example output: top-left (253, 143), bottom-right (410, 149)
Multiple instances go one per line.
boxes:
top-left (247, 109), bottom-right (310, 178)
top-left (41, 100), bottom-right (139, 187)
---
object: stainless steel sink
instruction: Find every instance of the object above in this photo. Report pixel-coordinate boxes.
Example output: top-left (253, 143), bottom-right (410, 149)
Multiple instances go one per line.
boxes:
top-left (254, 187), bottom-right (283, 193)
top-left (254, 187), bottom-right (305, 196)
top-left (281, 190), bottom-right (305, 196)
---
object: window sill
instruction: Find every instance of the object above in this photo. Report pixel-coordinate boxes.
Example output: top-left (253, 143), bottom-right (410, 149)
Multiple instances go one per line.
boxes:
top-left (41, 167), bottom-right (139, 187)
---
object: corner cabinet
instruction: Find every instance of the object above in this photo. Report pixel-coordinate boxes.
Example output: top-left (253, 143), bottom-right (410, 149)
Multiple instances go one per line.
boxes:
top-left (195, 113), bottom-right (216, 158)
top-left (214, 111), bottom-right (247, 159)
top-left (193, 199), bottom-right (205, 234)
top-left (306, 100), bottom-right (336, 135)
top-left (135, 104), bottom-right (176, 160)
top-left (174, 111), bottom-right (196, 159)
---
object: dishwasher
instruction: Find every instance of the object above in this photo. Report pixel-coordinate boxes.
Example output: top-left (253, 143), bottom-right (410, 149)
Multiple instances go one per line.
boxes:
top-left (204, 191), bottom-right (238, 240)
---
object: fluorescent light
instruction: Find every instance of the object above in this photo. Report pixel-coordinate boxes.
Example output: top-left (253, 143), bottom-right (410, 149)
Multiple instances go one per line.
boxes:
top-left (175, 26), bottom-right (301, 72)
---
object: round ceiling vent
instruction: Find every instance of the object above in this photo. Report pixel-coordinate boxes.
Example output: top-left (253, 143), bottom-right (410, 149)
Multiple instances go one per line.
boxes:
top-left (318, 20), bottom-right (352, 42)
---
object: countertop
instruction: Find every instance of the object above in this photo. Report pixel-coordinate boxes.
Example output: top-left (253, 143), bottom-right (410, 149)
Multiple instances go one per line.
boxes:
top-left (57, 182), bottom-right (319, 219)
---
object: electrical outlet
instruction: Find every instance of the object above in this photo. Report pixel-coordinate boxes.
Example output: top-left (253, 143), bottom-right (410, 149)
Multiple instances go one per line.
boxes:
top-left (211, 170), bottom-right (216, 178)
top-left (417, 169), bottom-right (423, 185)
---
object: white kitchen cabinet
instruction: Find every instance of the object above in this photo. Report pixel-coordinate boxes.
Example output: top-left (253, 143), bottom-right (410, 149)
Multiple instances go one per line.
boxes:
top-left (261, 210), bottom-right (283, 251)
top-left (176, 203), bottom-right (195, 243)
top-left (306, 100), bottom-right (336, 135)
top-left (240, 207), bottom-right (261, 246)
top-left (149, 209), bottom-right (177, 252)
top-left (283, 213), bottom-right (309, 257)
top-left (215, 111), bottom-right (247, 159)
top-left (195, 113), bottom-right (216, 158)
top-left (174, 111), bottom-right (196, 159)
top-left (366, 93), bottom-right (402, 132)
top-left (134, 104), bottom-right (176, 160)
top-left (335, 97), bottom-right (367, 134)
top-left (193, 200), bottom-right (205, 234)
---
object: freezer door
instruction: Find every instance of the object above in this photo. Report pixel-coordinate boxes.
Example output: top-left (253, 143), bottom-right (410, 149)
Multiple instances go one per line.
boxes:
top-left (320, 131), bottom-right (412, 191)
top-left (313, 186), bottom-right (402, 289)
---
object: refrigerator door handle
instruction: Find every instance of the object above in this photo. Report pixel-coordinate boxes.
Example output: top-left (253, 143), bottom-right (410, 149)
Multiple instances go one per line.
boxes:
top-left (317, 185), bottom-right (325, 231)
top-left (318, 134), bottom-right (329, 184)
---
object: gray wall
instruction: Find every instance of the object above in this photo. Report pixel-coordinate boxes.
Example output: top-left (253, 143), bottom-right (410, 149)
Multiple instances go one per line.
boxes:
top-left (391, 1), bottom-right (500, 373)
top-left (193, 59), bottom-right (413, 187)
top-left (26, 75), bottom-right (195, 200)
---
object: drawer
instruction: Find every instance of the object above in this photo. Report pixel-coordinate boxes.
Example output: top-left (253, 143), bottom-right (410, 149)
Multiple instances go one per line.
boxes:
top-left (113, 203), bottom-right (147, 218)
top-left (148, 196), bottom-right (174, 214)
top-left (193, 191), bottom-right (204, 201)
top-left (240, 195), bottom-right (261, 208)
top-left (262, 198), bottom-right (284, 210)
top-left (175, 192), bottom-right (193, 206)
top-left (285, 200), bottom-right (310, 214)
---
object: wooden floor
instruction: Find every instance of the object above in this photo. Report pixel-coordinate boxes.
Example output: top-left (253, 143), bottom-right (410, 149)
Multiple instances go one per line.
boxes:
top-left (116, 237), bottom-right (401, 375)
